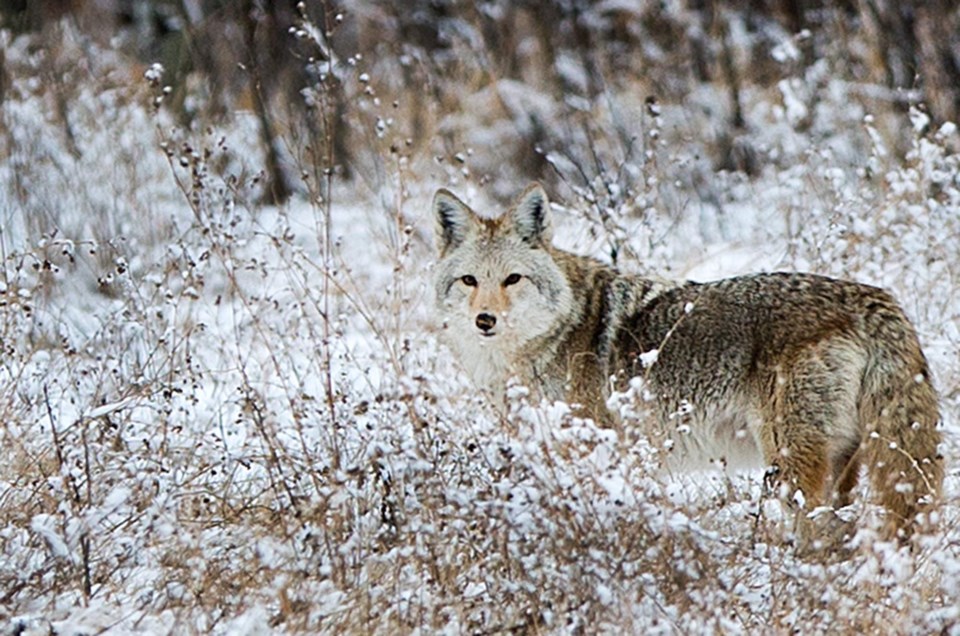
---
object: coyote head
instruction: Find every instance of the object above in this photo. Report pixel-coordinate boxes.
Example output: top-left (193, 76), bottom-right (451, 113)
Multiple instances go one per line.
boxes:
top-left (432, 183), bottom-right (574, 385)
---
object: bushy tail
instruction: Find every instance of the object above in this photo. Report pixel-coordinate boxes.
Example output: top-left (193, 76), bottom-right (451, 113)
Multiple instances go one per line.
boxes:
top-left (861, 311), bottom-right (943, 538)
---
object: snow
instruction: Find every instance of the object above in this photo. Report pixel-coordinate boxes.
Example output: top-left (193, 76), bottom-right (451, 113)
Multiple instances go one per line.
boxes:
top-left (637, 348), bottom-right (659, 368)
top-left (1, 13), bottom-right (960, 636)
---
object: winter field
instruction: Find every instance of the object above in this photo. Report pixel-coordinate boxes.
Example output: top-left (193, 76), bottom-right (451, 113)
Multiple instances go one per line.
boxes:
top-left (2, 6), bottom-right (960, 635)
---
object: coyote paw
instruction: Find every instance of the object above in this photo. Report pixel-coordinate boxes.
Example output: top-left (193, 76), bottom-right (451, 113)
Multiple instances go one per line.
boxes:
top-left (795, 508), bottom-right (856, 561)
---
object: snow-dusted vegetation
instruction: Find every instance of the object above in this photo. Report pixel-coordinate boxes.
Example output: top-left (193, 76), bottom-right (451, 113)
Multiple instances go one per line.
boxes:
top-left (1, 2), bottom-right (959, 633)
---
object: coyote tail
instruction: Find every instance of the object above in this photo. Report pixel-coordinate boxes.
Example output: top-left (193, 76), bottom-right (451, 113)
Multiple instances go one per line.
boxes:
top-left (861, 306), bottom-right (943, 537)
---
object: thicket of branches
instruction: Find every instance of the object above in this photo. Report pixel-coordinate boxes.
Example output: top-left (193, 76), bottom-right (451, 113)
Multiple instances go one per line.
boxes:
top-left (3, 0), bottom-right (959, 203)
top-left (2, 2), bottom-right (960, 633)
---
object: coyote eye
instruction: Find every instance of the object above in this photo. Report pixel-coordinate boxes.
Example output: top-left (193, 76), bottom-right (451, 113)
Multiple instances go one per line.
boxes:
top-left (503, 273), bottom-right (522, 286)
top-left (460, 275), bottom-right (478, 287)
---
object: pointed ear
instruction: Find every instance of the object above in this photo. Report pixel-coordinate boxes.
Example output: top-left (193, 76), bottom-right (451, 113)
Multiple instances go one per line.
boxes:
top-left (507, 183), bottom-right (552, 245)
top-left (433, 188), bottom-right (477, 254)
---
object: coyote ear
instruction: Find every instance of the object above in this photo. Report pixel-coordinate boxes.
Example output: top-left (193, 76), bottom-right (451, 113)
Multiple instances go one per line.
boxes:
top-left (433, 188), bottom-right (476, 254)
top-left (509, 183), bottom-right (552, 245)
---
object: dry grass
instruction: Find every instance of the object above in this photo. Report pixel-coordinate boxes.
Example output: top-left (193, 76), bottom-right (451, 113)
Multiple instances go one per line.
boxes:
top-left (1, 9), bottom-right (959, 635)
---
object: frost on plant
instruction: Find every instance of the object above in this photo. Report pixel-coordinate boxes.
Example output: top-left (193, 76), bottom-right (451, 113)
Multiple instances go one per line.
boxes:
top-left (0, 4), bottom-right (959, 635)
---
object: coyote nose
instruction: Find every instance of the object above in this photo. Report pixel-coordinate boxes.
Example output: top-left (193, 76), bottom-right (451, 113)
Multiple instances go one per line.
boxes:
top-left (476, 313), bottom-right (497, 332)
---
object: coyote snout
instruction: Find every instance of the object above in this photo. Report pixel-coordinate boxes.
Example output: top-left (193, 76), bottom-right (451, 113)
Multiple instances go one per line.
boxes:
top-left (432, 182), bottom-right (944, 544)
top-left (475, 312), bottom-right (497, 334)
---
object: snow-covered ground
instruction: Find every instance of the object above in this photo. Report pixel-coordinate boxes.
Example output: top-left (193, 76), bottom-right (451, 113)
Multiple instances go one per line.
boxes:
top-left (1, 23), bottom-right (959, 635)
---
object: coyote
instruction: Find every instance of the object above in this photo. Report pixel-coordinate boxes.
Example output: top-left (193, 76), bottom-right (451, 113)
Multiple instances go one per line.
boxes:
top-left (432, 183), bottom-right (942, 539)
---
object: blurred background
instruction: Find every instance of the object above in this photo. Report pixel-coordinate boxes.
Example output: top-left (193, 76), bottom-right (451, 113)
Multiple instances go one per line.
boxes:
top-left (3, 0), bottom-right (959, 208)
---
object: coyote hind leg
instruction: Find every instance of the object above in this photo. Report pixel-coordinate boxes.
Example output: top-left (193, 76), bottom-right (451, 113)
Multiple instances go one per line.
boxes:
top-left (831, 442), bottom-right (862, 509)
top-left (758, 339), bottom-right (866, 543)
